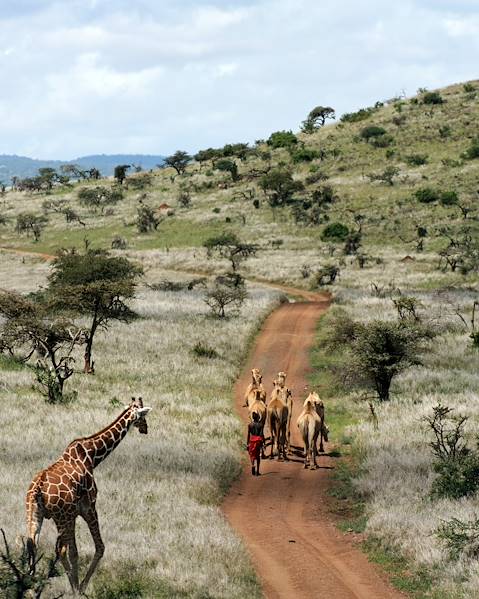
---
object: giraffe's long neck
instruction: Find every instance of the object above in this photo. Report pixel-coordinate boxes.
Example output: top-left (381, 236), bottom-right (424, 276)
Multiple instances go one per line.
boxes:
top-left (79, 408), bottom-right (136, 469)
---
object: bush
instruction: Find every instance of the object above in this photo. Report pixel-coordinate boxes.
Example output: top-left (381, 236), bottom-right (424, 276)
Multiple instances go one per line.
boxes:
top-left (313, 265), bottom-right (340, 286)
top-left (464, 138), bottom-right (479, 159)
top-left (422, 91), bottom-right (444, 105)
top-left (204, 280), bottom-right (247, 318)
top-left (404, 154), bottom-right (428, 166)
top-left (439, 190), bottom-right (459, 206)
top-left (414, 187), bottom-right (440, 204)
top-left (192, 341), bottom-right (219, 359)
top-left (437, 517), bottom-right (479, 560)
top-left (291, 147), bottom-right (320, 163)
top-left (267, 130), bottom-right (298, 149)
top-left (111, 236), bottom-right (128, 249)
top-left (360, 126), bottom-right (387, 142)
top-left (321, 222), bottom-right (349, 241)
top-left (370, 134), bottom-right (394, 148)
top-left (340, 106), bottom-right (377, 123)
top-left (425, 404), bottom-right (479, 499)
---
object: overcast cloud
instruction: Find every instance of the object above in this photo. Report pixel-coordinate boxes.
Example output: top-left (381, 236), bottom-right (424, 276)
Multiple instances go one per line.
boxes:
top-left (0, 0), bottom-right (477, 159)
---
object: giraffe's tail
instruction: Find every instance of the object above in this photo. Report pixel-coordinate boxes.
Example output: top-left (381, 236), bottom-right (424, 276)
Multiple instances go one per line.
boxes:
top-left (25, 476), bottom-right (44, 573)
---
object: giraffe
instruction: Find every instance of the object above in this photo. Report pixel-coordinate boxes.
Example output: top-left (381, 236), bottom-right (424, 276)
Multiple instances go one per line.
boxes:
top-left (25, 396), bottom-right (152, 594)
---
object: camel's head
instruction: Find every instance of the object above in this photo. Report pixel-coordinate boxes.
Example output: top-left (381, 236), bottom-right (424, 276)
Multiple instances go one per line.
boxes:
top-left (251, 368), bottom-right (262, 385)
top-left (277, 371), bottom-right (287, 387)
top-left (129, 397), bottom-right (152, 434)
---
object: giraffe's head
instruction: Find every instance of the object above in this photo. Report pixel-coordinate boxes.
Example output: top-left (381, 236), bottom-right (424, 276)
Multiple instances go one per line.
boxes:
top-left (129, 397), bottom-right (152, 434)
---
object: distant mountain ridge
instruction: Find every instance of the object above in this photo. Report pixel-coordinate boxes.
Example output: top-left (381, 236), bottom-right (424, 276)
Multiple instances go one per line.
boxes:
top-left (0, 153), bottom-right (165, 181)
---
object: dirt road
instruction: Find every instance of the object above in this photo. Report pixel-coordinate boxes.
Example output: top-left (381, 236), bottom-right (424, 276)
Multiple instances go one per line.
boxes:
top-left (223, 292), bottom-right (403, 599)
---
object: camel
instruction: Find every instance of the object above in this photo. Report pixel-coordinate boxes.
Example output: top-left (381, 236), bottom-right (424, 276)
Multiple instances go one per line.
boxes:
top-left (308, 391), bottom-right (329, 453)
top-left (243, 368), bottom-right (267, 408)
top-left (297, 395), bottom-right (322, 469)
top-left (248, 389), bottom-right (267, 458)
top-left (274, 372), bottom-right (293, 452)
top-left (266, 382), bottom-right (289, 460)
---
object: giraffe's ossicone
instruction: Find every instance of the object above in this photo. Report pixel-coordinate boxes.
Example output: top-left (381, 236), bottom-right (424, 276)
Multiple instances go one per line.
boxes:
top-left (26, 396), bottom-right (152, 594)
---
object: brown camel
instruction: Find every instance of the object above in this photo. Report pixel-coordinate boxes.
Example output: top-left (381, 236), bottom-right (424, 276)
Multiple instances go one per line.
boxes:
top-left (267, 382), bottom-right (289, 460)
top-left (297, 395), bottom-right (321, 469)
top-left (308, 391), bottom-right (329, 453)
top-left (25, 397), bottom-right (152, 594)
top-left (274, 372), bottom-right (293, 452)
top-left (248, 389), bottom-right (267, 458)
top-left (243, 367), bottom-right (267, 408)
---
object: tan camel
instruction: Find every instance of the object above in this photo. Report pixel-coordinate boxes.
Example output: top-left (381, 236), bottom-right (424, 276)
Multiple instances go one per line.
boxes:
top-left (274, 372), bottom-right (293, 452)
top-left (267, 382), bottom-right (289, 460)
top-left (25, 397), bottom-right (152, 594)
top-left (308, 391), bottom-right (329, 453)
top-left (297, 394), bottom-right (321, 469)
top-left (243, 367), bottom-right (267, 408)
top-left (248, 389), bottom-right (267, 458)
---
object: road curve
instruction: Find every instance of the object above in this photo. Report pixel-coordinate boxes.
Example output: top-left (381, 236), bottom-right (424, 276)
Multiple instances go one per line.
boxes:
top-left (223, 292), bottom-right (404, 599)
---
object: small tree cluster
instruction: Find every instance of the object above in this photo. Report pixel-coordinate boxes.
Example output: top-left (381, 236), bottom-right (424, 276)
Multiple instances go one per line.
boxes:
top-left (204, 274), bottom-right (248, 318)
top-left (15, 213), bottom-right (48, 242)
top-left (78, 186), bottom-right (123, 213)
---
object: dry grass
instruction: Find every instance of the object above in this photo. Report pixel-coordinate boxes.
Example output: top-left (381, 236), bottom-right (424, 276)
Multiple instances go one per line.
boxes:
top-left (0, 255), bottom-right (280, 598)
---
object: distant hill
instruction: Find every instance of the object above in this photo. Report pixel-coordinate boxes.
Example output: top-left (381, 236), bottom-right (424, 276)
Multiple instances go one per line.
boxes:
top-left (0, 153), bottom-right (165, 181)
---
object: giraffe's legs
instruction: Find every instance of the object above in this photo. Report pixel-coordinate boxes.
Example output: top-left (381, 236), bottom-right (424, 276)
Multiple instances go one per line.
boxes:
top-left (55, 522), bottom-right (79, 593)
top-left (79, 507), bottom-right (104, 594)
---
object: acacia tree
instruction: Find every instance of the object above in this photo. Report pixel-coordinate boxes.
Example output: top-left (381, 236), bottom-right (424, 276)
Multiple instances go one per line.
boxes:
top-left (215, 159), bottom-right (239, 182)
top-left (204, 232), bottom-right (258, 272)
top-left (0, 291), bottom-right (84, 403)
top-left (113, 164), bottom-right (130, 185)
top-left (15, 213), bottom-right (48, 242)
top-left (260, 168), bottom-right (304, 208)
top-left (301, 106), bottom-right (335, 133)
top-left (47, 250), bottom-right (142, 373)
top-left (164, 150), bottom-right (191, 175)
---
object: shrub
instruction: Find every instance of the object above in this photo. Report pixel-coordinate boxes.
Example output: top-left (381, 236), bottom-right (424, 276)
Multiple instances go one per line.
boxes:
top-left (370, 134), bottom-right (394, 148)
top-left (404, 154), bottom-right (428, 166)
top-left (360, 126), bottom-right (387, 142)
top-left (291, 147), bottom-right (320, 163)
top-left (439, 190), bottom-right (459, 206)
top-left (111, 236), bottom-right (128, 249)
top-left (425, 404), bottom-right (479, 499)
top-left (313, 265), bottom-right (340, 286)
top-left (305, 171), bottom-right (328, 185)
top-left (340, 106), bottom-right (376, 123)
top-left (463, 82), bottom-right (476, 93)
top-left (422, 91), bottom-right (444, 105)
top-left (437, 517), bottom-right (479, 560)
top-left (321, 222), bottom-right (349, 241)
top-left (439, 125), bottom-right (451, 138)
top-left (192, 341), bottom-right (219, 359)
top-left (464, 138), bottom-right (479, 159)
top-left (137, 204), bottom-right (160, 232)
top-left (414, 187), bottom-right (440, 204)
top-left (267, 130), bottom-right (298, 149)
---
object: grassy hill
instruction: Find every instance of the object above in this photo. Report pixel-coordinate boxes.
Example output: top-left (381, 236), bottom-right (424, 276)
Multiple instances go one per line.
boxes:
top-left (1, 79), bottom-right (479, 598)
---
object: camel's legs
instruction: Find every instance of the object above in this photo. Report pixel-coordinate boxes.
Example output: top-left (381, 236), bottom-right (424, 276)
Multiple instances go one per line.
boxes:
top-left (79, 507), bottom-right (105, 594)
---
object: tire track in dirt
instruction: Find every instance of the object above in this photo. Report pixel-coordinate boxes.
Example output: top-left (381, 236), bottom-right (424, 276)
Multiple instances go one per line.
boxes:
top-left (223, 293), bottom-right (404, 599)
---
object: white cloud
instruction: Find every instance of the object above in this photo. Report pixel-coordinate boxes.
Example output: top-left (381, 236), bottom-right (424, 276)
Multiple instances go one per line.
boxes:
top-left (0, 1), bottom-right (476, 158)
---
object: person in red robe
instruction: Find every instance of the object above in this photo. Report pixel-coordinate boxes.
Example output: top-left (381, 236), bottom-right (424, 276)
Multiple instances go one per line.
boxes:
top-left (247, 411), bottom-right (264, 476)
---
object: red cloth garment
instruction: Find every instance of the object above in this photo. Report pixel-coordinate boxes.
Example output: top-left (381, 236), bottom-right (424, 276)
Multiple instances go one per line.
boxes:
top-left (248, 435), bottom-right (263, 463)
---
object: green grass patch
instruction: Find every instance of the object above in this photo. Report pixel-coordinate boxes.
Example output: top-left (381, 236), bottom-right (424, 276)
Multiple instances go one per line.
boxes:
top-left (362, 538), bottom-right (459, 599)
top-left (0, 354), bottom-right (27, 371)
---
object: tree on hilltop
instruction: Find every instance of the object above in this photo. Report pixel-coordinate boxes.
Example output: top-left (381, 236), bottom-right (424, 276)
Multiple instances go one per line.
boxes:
top-left (301, 106), bottom-right (335, 133)
top-left (164, 150), bottom-right (191, 175)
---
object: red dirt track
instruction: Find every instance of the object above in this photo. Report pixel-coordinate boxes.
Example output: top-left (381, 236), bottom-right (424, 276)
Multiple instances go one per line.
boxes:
top-left (223, 290), bottom-right (403, 599)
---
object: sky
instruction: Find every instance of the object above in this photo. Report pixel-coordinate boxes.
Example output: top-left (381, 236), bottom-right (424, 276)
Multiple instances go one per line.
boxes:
top-left (0, 0), bottom-right (478, 159)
